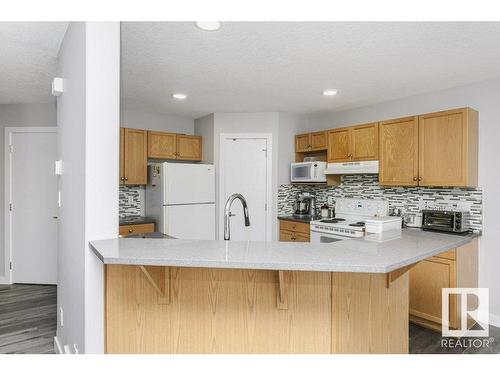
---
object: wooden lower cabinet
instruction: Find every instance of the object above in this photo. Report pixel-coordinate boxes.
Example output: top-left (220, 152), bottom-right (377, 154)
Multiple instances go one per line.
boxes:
top-left (279, 219), bottom-right (310, 242)
top-left (409, 239), bottom-right (478, 332)
top-left (119, 223), bottom-right (155, 236)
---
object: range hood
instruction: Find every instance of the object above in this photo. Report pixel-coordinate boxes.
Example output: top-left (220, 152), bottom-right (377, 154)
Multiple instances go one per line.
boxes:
top-left (324, 160), bottom-right (379, 175)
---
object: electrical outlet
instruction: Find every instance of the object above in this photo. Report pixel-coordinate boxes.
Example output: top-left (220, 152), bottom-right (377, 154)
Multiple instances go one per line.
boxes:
top-left (60, 307), bottom-right (64, 327)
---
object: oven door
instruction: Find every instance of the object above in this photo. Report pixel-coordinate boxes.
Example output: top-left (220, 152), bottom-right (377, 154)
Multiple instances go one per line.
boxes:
top-left (310, 230), bottom-right (349, 243)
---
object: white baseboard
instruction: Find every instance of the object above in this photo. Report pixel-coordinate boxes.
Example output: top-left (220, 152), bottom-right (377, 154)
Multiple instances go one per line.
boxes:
top-left (489, 313), bottom-right (500, 328)
top-left (54, 336), bottom-right (63, 354)
top-left (0, 276), bottom-right (11, 285)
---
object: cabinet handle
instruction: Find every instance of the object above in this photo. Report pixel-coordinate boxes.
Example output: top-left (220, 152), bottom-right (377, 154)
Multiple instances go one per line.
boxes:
top-left (128, 229), bottom-right (133, 233)
top-left (413, 177), bottom-right (417, 181)
top-left (418, 177), bottom-right (422, 181)
top-left (124, 177), bottom-right (128, 181)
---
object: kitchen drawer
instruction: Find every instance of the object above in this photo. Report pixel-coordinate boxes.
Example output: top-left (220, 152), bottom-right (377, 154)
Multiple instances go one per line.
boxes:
top-left (434, 249), bottom-right (456, 261)
top-left (279, 230), bottom-right (310, 242)
top-left (279, 220), bottom-right (310, 235)
top-left (119, 223), bottom-right (155, 236)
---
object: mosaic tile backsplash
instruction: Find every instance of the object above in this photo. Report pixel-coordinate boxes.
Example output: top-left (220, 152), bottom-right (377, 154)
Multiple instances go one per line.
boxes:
top-left (119, 186), bottom-right (144, 218)
top-left (278, 175), bottom-right (483, 232)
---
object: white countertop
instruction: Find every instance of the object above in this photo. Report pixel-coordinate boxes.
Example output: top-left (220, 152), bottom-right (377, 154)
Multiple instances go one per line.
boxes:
top-left (89, 229), bottom-right (476, 273)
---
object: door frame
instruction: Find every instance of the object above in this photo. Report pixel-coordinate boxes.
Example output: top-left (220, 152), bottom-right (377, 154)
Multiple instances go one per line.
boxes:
top-left (218, 133), bottom-right (273, 242)
top-left (1, 127), bottom-right (57, 285)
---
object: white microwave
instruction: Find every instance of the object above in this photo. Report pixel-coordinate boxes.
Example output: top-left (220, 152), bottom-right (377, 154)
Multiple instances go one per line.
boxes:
top-left (290, 161), bottom-right (327, 182)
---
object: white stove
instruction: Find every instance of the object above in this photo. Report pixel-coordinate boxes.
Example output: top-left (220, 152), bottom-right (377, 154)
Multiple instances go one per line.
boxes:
top-left (310, 198), bottom-right (389, 243)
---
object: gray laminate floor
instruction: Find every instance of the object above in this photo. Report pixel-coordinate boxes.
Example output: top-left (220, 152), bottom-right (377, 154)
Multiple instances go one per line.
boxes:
top-left (0, 284), bottom-right (56, 354)
top-left (410, 323), bottom-right (500, 354)
top-left (1, 284), bottom-right (499, 354)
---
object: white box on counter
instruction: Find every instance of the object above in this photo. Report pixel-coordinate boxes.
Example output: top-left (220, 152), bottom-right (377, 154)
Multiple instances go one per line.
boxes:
top-left (364, 216), bottom-right (402, 233)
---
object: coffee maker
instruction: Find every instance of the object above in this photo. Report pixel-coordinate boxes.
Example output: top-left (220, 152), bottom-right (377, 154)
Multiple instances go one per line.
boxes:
top-left (293, 193), bottom-right (317, 219)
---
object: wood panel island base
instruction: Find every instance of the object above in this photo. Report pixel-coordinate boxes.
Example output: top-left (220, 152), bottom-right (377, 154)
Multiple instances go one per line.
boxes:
top-left (105, 265), bottom-right (408, 354)
top-left (90, 230), bottom-right (476, 354)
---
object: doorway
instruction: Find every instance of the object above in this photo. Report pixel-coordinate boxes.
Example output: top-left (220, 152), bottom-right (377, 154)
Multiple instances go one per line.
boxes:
top-left (4, 127), bottom-right (58, 284)
top-left (219, 134), bottom-right (272, 241)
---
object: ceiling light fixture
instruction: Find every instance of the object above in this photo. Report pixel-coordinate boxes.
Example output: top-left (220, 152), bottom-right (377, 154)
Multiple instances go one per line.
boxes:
top-left (195, 21), bottom-right (222, 31)
top-left (322, 89), bottom-right (338, 96)
top-left (172, 93), bottom-right (187, 100)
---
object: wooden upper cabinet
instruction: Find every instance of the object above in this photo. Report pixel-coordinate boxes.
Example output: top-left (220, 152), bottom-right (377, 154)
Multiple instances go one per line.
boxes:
top-left (310, 131), bottom-right (328, 151)
top-left (147, 131), bottom-right (202, 161)
top-left (351, 123), bottom-right (379, 161)
top-left (295, 131), bottom-right (328, 153)
top-left (295, 133), bottom-right (312, 152)
top-left (177, 135), bottom-right (202, 161)
top-left (379, 116), bottom-right (419, 186)
top-left (419, 108), bottom-right (478, 187)
top-left (148, 131), bottom-right (177, 159)
top-left (119, 128), bottom-right (125, 183)
top-left (327, 127), bottom-right (351, 162)
top-left (122, 128), bottom-right (148, 185)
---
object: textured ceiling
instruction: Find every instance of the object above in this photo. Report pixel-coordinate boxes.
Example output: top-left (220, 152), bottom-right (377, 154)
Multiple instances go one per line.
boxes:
top-left (121, 22), bottom-right (500, 119)
top-left (0, 22), bottom-right (68, 104)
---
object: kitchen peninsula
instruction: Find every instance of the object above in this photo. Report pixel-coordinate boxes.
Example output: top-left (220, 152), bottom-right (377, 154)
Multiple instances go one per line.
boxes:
top-left (90, 229), bottom-right (477, 354)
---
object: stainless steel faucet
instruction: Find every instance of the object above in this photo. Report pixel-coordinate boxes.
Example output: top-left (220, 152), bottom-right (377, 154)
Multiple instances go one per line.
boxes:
top-left (224, 193), bottom-right (250, 240)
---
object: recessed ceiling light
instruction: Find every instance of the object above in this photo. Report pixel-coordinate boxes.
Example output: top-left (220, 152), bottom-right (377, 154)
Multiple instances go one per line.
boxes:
top-left (195, 21), bottom-right (222, 31)
top-left (172, 93), bottom-right (187, 100)
top-left (322, 89), bottom-right (338, 96)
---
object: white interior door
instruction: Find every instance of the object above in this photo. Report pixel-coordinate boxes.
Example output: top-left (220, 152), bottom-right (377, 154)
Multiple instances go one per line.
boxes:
top-left (220, 136), bottom-right (270, 241)
top-left (9, 129), bottom-right (58, 284)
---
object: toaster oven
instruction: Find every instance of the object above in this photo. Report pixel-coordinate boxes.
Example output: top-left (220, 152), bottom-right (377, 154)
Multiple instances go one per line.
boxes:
top-left (421, 210), bottom-right (470, 233)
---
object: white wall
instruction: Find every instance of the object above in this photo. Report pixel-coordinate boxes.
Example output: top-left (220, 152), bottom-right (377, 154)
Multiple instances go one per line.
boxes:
top-left (307, 78), bottom-right (500, 324)
top-left (278, 113), bottom-right (307, 185)
top-left (0, 104), bottom-right (56, 279)
top-left (56, 22), bottom-right (119, 354)
top-left (194, 114), bottom-right (214, 163)
top-left (121, 106), bottom-right (194, 134)
top-left (56, 22), bottom-right (86, 353)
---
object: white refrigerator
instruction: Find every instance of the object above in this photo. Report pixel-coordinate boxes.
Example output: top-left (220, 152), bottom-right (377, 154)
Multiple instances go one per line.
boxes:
top-left (146, 162), bottom-right (216, 240)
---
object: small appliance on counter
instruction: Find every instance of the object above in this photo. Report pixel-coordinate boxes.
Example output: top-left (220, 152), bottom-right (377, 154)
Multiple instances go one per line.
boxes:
top-left (290, 161), bottom-right (327, 183)
top-left (421, 209), bottom-right (470, 233)
top-left (364, 216), bottom-right (402, 234)
top-left (405, 212), bottom-right (423, 228)
top-left (293, 193), bottom-right (318, 219)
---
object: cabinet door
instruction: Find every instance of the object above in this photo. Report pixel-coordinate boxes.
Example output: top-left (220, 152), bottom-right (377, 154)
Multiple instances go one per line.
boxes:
top-left (148, 131), bottom-right (177, 159)
top-left (294, 232), bottom-right (310, 242)
top-left (123, 128), bottom-right (147, 185)
top-left (310, 131), bottom-right (328, 151)
top-left (279, 230), bottom-right (295, 242)
top-left (351, 123), bottom-right (379, 161)
top-left (409, 257), bottom-right (457, 329)
top-left (119, 128), bottom-right (125, 184)
top-left (295, 134), bottom-right (311, 152)
top-left (379, 117), bottom-right (419, 186)
top-left (177, 135), bottom-right (202, 161)
top-left (327, 128), bottom-right (351, 162)
top-left (419, 108), bottom-right (473, 187)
